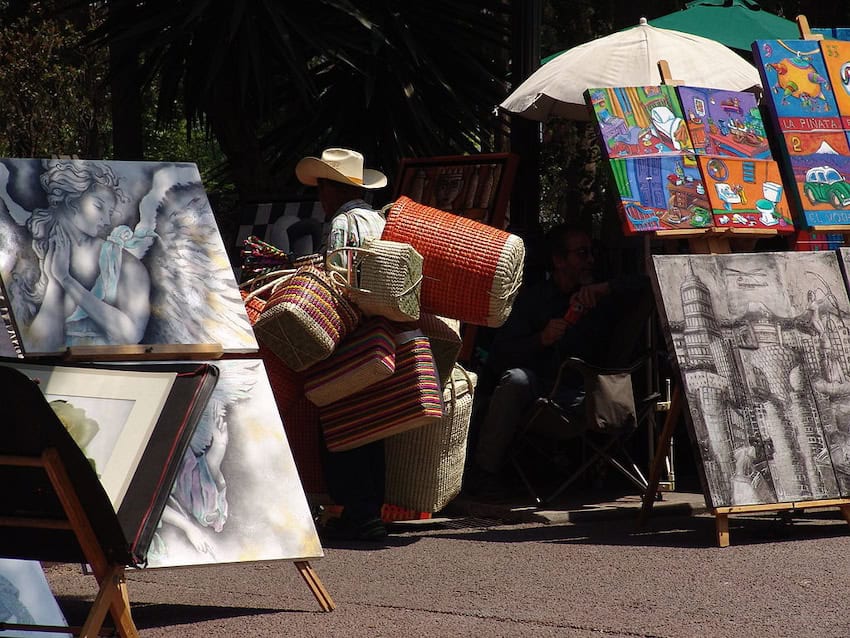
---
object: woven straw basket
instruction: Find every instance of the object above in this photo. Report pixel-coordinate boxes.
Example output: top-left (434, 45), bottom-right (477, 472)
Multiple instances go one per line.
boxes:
top-left (384, 365), bottom-right (478, 513)
top-left (382, 196), bottom-right (525, 327)
top-left (416, 313), bottom-right (462, 386)
top-left (327, 238), bottom-right (423, 322)
top-left (253, 266), bottom-right (361, 372)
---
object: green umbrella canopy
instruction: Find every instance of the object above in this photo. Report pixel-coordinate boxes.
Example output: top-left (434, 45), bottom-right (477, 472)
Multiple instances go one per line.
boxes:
top-left (647, 0), bottom-right (799, 52)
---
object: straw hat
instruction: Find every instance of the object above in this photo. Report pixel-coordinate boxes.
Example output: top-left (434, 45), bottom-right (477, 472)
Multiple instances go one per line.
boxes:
top-left (296, 148), bottom-right (387, 189)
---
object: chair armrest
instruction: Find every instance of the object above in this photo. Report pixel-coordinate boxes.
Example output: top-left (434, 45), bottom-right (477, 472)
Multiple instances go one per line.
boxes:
top-left (559, 350), bottom-right (652, 377)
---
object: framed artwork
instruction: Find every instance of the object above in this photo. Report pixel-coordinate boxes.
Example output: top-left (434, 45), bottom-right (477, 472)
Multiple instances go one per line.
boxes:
top-left (586, 85), bottom-right (693, 158)
top-left (0, 362), bottom-right (176, 510)
top-left (0, 158), bottom-right (258, 356)
top-left (393, 153), bottom-right (518, 228)
top-left (753, 39), bottom-right (840, 133)
top-left (779, 132), bottom-right (850, 227)
top-left (820, 40), bottom-right (850, 128)
top-left (0, 559), bottom-right (70, 637)
top-left (652, 251), bottom-right (850, 508)
top-left (144, 359), bottom-right (323, 568)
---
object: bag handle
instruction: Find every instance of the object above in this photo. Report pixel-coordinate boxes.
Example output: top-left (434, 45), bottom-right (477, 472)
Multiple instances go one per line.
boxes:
top-left (240, 269), bottom-right (298, 301)
top-left (444, 363), bottom-right (475, 418)
top-left (325, 246), bottom-right (423, 299)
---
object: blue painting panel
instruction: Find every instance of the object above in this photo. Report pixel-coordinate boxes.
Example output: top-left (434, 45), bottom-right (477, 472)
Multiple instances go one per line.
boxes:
top-left (753, 39), bottom-right (841, 132)
top-left (610, 156), bottom-right (711, 234)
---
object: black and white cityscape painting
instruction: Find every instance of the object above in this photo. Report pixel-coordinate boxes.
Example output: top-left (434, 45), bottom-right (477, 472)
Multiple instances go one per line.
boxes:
top-left (0, 159), bottom-right (257, 355)
top-left (653, 251), bottom-right (850, 508)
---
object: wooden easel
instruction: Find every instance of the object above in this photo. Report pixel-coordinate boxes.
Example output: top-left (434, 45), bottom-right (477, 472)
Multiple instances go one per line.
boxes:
top-left (639, 227), bottom-right (850, 546)
top-left (9, 345), bottom-right (336, 621)
top-left (0, 449), bottom-right (138, 637)
top-left (636, 60), bottom-right (850, 547)
top-left (63, 343), bottom-right (224, 362)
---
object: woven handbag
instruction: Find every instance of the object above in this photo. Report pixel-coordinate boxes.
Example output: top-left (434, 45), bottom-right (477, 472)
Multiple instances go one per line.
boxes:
top-left (319, 332), bottom-right (443, 451)
top-left (416, 313), bottom-right (462, 386)
top-left (253, 265), bottom-right (361, 372)
top-left (384, 365), bottom-right (478, 513)
top-left (303, 317), bottom-right (397, 407)
top-left (282, 395), bottom-right (327, 496)
top-left (241, 289), bottom-right (266, 326)
top-left (327, 238), bottom-right (423, 321)
top-left (382, 195), bottom-right (526, 327)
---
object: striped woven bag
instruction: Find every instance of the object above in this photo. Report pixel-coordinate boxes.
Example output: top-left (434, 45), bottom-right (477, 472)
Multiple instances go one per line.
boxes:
top-left (303, 317), bottom-right (397, 407)
top-left (382, 196), bottom-right (525, 327)
top-left (253, 265), bottom-right (361, 372)
top-left (319, 332), bottom-right (443, 451)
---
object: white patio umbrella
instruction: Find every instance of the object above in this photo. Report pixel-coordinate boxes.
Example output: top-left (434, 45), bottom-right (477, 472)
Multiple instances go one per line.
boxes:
top-left (500, 17), bottom-right (761, 122)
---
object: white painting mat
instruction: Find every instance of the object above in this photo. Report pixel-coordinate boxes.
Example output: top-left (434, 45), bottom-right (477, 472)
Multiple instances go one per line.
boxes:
top-left (0, 363), bottom-right (175, 510)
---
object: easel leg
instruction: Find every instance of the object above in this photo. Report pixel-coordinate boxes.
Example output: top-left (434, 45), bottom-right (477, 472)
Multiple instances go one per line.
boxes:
top-left (295, 561), bottom-right (335, 612)
top-left (109, 567), bottom-right (138, 638)
top-left (80, 564), bottom-right (138, 638)
top-left (839, 505), bottom-right (850, 527)
top-left (715, 513), bottom-right (730, 548)
top-left (42, 450), bottom-right (139, 637)
top-left (638, 386), bottom-right (682, 526)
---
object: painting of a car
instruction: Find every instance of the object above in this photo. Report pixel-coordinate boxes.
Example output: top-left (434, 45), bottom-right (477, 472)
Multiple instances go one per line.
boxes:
top-left (803, 166), bottom-right (850, 208)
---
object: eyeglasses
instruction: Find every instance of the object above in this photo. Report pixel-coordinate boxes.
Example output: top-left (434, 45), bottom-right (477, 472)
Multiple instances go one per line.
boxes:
top-left (565, 246), bottom-right (595, 260)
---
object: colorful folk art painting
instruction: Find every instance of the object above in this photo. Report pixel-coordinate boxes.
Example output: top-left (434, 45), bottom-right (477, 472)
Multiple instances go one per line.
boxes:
top-left (697, 157), bottom-right (793, 231)
top-left (776, 132), bottom-right (850, 226)
top-left (586, 85), bottom-right (693, 159)
top-left (652, 251), bottom-right (850, 508)
top-left (676, 87), bottom-right (770, 159)
top-left (608, 156), bottom-right (712, 234)
top-left (753, 40), bottom-right (840, 132)
top-left (820, 39), bottom-right (850, 129)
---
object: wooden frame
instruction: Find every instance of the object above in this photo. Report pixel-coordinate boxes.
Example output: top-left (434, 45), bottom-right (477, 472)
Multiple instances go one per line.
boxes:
top-left (393, 152), bottom-right (519, 229)
top-left (6, 363), bottom-right (178, 510)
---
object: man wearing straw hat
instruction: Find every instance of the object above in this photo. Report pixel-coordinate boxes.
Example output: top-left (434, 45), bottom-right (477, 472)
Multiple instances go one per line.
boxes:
top-left (295, 147), bottom-right (391, 541)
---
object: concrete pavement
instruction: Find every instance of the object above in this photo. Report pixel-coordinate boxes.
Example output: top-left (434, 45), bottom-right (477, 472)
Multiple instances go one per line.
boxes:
top-left (44, 489), bottom-right (850, 637)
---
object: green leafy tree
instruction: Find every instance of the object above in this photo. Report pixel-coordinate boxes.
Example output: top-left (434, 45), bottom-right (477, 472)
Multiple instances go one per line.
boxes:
top-left (89, 1), bottom-right (512, 201)
top-left (0, 1), bottom-right (111, 158)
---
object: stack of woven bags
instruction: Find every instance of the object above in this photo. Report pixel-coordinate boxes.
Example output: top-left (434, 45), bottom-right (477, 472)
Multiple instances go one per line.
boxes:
top-left (240, 195), bottom-right (525, 517)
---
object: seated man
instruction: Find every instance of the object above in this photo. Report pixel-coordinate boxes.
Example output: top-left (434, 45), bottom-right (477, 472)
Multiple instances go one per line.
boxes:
top-left (467, 223), bottom-right (648, 491)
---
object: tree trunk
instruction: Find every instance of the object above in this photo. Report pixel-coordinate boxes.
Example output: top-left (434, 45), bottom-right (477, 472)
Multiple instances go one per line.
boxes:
top-left (109, 39), bottom-right (144, 160)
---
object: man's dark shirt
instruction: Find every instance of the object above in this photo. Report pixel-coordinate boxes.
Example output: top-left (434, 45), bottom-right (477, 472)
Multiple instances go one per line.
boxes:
top-left (488, 275), bottom-right (648, 384)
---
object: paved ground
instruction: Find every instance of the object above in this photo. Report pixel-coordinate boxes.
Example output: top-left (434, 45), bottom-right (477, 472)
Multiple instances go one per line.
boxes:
top-left (44, 489), bottom-right (850, 637)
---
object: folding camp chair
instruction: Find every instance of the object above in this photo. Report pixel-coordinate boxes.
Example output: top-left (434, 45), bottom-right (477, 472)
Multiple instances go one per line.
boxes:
top-left (509, 288), bottom-right (658, 505)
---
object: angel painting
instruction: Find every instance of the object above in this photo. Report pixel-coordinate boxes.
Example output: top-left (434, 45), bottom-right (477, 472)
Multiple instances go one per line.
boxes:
top-left (151, 372), bottom-right (248, 561)
top-left (144, 359), bottom-right (323, 569)
top-left (0, 159), bottom-right (257, 355)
